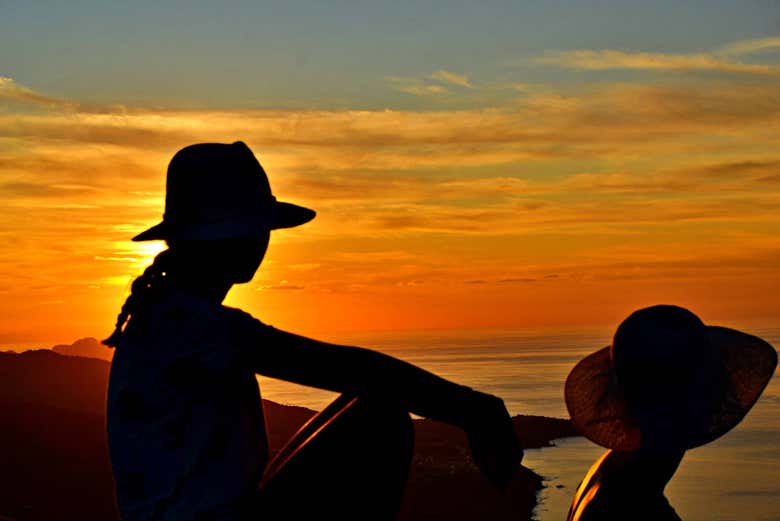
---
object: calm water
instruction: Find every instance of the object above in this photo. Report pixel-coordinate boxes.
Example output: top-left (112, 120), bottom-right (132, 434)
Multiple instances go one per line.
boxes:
top-left (257, 325), bottom-right (780, 521)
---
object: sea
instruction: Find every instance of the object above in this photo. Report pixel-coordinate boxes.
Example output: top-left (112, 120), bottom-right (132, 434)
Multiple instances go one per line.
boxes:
top-left (256, 324), bottom-right (780, 521)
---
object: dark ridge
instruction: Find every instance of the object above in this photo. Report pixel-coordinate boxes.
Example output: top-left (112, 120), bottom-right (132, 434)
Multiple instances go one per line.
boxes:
top-left (0, 349), bottom-right (579, 520)
top-left (51, 337), bottom-right (113, 361)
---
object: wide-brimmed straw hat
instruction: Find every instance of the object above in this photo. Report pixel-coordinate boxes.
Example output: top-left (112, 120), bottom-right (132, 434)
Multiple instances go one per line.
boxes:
top-left (133, 141), bottom-right (315, 242)
top-left (565, 305), bottom-right (777, 452)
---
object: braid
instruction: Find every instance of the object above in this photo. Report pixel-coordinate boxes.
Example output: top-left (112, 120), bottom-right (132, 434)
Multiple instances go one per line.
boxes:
top-left (103, 249), bottom-right (174, 347)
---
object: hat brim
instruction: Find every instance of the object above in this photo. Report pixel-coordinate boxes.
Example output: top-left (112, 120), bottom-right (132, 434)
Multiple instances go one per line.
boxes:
top-left (132, 201), bottom-right (315, 242)
top-left (565, 326), bottom-right (777, 451)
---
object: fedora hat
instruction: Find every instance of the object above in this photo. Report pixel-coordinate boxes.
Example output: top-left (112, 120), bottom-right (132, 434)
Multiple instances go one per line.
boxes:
top-left (133, 141), bottom-right (315, 242)
top-left (565, 305), bottom-right (777, 452)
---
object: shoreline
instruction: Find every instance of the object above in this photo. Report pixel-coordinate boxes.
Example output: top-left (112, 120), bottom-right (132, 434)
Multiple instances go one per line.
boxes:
top-left (262, 399), bottom-right (580, 521)
top-left (0, 349), bottom-right (580, 520)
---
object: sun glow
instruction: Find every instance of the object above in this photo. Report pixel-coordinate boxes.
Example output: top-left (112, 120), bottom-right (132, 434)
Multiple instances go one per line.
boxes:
top-left (1, 31), bottom-right (780, 345)
top-left (127, 241), bottom-right (167, 270)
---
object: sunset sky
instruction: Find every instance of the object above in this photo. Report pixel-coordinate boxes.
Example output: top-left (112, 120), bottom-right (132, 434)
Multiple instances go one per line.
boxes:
top-left (1, 2), bottom-right (779, 347)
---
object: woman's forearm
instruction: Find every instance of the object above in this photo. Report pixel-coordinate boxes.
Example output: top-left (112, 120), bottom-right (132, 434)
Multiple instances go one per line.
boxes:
top-left (250, 327), bottom-right (478, 427)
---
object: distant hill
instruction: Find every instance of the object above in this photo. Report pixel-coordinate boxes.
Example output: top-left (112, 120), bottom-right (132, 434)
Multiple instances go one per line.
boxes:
top-left (51, 337), bottom-right (112, 361)
top-left (0, 350), bottom-right (110, 414)
top-left (0, 348), bottom-right (578, 521)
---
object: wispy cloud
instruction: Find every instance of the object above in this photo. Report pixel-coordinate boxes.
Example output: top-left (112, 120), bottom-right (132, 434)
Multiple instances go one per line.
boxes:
top-left (534, 36), bottom-right (780, 76)
top-left (718, 36), bottom-right (780, 56)
top-left (3, 80), bottom-right (780, 214)
top-left (0, 77), bottom-right (75, 108)
top-left (429, 70), bottom-right (474, 89)
top-left (1, 73), bottom-right (779, 337)
top-left (258, 282), bottom-right (305, 290)
top-left (536, 49), bottom-right (780, 75)
top-left (385, 76), bottom-right (448, 96)
top-left (5, 81), bottom-right (780, 153)
top-left (385, 69), bottom-right (474, 96)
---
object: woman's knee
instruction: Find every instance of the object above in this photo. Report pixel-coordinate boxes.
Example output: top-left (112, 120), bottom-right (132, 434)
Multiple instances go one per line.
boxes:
top-left (342, 397), bottom-right (414, 450)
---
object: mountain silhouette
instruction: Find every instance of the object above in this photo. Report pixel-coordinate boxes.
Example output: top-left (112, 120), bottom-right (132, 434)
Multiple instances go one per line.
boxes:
top-left (51, 337), bottom-right (112, 361)
top-left (0, 348), bottom-right (577, 520)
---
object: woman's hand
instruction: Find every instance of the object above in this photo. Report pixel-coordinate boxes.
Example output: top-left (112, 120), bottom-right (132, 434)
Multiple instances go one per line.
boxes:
top-left (464, 391), bottom-right (523, 491)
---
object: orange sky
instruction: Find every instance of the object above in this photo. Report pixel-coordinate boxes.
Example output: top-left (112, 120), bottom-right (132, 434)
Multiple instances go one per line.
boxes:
top-left (2, 33), bottom-right (780, 347)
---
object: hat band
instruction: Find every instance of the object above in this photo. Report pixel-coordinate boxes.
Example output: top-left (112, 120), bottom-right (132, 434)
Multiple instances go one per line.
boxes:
top-left (162, 196), bottom-right (277, 227)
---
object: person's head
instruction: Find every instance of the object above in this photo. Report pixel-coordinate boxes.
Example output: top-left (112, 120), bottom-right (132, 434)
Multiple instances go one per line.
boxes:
top-left (565, 305), bottom-right (777, 454)
top-left (611, 306), bottom-right (722, 452)
top-left (104, 141), bottom-right (315, 347)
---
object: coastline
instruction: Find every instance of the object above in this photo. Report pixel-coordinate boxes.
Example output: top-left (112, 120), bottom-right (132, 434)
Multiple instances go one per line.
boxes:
top-left (0, 349), bottom-right (579, 520)
top-left (262, 399), bottom-right (580, 521)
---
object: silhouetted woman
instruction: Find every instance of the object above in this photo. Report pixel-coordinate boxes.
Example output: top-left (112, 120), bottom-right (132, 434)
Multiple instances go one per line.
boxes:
top-left (104, 142), bottom-right (522, 521)
top-left (564, 305), bottom-right (776, 521)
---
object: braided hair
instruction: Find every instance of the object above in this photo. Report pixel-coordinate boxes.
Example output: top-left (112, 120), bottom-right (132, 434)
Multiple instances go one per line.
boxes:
top-left (103, 249), bottom-right (174, 347)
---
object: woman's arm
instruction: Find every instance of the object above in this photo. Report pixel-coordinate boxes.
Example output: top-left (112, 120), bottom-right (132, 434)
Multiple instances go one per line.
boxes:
top-left (239, 324), bottom-right (523, 488)
top-left (247, 326), bottom-right (479, 427)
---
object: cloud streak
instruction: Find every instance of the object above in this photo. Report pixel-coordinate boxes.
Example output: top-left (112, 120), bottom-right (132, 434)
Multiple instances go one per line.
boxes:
top-left (385, 69), bottom-right (474, 96)
top-left (1, 67), bottom-right (779, 338)
top-left (385, 76), bottom-right (448, 96)
top-left (536, 49), bottom-right (780, 75)
top-left (535, 36), bottom-right (780, 76)
top-left (3, 81), bottom-right (779, 161)
top-left (718, 36), bottom-right (780, 56)
top-left (429, 70), bottom-right (474, 89)
top-left (0, 77), bottom-right (75, 108)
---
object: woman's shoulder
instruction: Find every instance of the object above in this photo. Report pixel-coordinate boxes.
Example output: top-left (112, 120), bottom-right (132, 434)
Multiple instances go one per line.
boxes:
top-left (567, 450), bottom-right (613, 520)
top-left (118, 291), bottom-right (276, 374)
top-left (123, 290), bottom-right (272, 350)
top-left (567, 450), bottom-right (682, 521)
top-left (156, 291), bottom-right (269, 327)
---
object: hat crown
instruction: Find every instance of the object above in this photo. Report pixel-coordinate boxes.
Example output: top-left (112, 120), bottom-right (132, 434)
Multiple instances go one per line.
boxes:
top-left (163, 142), bottom-right (273, 227)
top-left (132, 141), bottom-right (315, 241)
top-left (611, 305), bottom-right (712, 406)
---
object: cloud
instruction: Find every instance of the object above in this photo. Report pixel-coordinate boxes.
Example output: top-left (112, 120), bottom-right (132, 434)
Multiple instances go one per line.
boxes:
top-left (384, 76), bottom-right (448, 96)
top-left (4, 81), bottom-right (780, 185)
top-left (257, 280), bottom-right (304, 290)
top-left (533, 35), bottom-right (780, 77)
top-left (718, 36), bottom-right (780, 56)
top-left (19, 83), bottom-right (780, 149)
top-left (259, 284), bottom-right (304, 290)
top-left (1, 77), bottom-right (779, 311)
top-left (0, 181), bottom-right (98, 198)
top-left (0, 77), bottom-right (75, 108)
top-left (535, 49), bottom-right (780, 75)
top-left (429, 70), bottom-right (474, 89)
top-left (399, 84), bottom-right (448, 96)
top-left (282, 173), bottom-right (533, 204)
top-left (560, 172), bottom-right (693, 193)
top-left (0, 73), bottom-right (774, 147)
top-left (693, 159), bottom-right (780, 178)
top-left (1, 79), bottom-right (779, 251)
top-left (334, 251), bottom-right (416, 263)
top-left (1, 58), bottom-right (780, 337)
top-left (385, 69), bottom-right (474, 96)
top-left (563, 159), bottom-right (780, 195)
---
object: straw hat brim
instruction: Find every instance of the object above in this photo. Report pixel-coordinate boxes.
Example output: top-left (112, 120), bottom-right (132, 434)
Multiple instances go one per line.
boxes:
top-left (132, 201), bottom-right (315, 242)
top-left (565, 326), bottom-right (777, 451)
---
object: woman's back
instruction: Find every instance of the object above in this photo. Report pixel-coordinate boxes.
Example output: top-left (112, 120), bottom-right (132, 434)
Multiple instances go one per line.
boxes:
top-left (107, 290), bottom-right (270, 520)
top-left (567, 450), bottom-right (683, 521)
